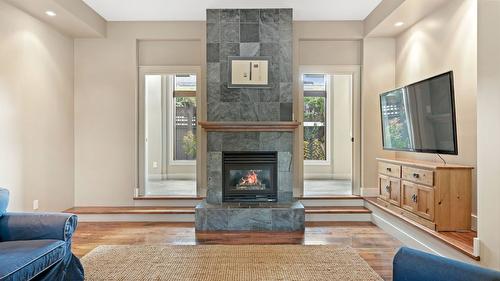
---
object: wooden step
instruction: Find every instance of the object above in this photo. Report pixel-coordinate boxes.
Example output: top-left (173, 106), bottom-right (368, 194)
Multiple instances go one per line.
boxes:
top-left (65, 206), bottom-right (371, 215)
top-left (364, 197), bottom-right (479, 260)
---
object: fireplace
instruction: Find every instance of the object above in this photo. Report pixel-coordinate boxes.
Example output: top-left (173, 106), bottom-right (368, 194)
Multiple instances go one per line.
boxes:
top-left (223, 151), bottom-right (278, 202)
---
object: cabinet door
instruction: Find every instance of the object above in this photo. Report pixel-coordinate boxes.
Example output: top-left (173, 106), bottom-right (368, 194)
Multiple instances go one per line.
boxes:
top-left (378, 175), bottom-right (391, 201)
top-left (379, 175), bottom-right (401, 206)
top-left (415, 185), bottom-right (434, 221)
top-left (401, 181), bottom-right (417, 213)
top-left (387, 178), bottom-right (401, 206)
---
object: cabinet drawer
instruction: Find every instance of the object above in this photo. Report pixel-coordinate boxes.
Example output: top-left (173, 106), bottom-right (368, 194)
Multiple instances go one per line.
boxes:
top-left (378, 162), bottom-right (401, 178)
top-left (402, 166), bottom-right (434, 186)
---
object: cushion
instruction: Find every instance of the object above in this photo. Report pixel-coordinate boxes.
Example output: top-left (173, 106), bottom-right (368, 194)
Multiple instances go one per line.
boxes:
top-left (0, 188), bottom-right (8, 218)
top-left (0, 239), bottom-right (66, 281)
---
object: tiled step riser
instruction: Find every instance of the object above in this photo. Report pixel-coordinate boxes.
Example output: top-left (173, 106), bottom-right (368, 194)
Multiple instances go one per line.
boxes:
top-left (76, 213), bottom-right (371, 222)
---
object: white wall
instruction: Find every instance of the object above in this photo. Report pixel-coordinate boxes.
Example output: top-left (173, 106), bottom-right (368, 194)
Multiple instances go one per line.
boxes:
top-left (0, 2), bottom-right (74, 211)
top-left (477, 0), bottom-right (500, 270)
top-left (74, 22), bottom-right (205, 206)
top-left (361, 38), bottom-right (397, 191)
top-left (394, 0), bottom-right (478, 217)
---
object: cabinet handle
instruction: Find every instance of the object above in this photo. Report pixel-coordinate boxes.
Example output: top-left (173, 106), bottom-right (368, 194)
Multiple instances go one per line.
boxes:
top-left (413, 173), bottom-right (420, 178)
top-left (386, 167), bottom-right (392, 172)
top-left (411, 194), bottom-right (418, 203)
top-left (385, 185), bottom-right (391, 192)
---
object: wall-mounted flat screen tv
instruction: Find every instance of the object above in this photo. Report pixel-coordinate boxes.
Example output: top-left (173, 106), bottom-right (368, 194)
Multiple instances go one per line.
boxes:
top-left (380, 71), bottom-right (458, 155)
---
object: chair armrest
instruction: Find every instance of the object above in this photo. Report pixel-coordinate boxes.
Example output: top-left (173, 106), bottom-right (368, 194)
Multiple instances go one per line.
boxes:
top-left (0, 212), bottom-right (78, 242)
top-left (393, 247), bottom-right (500, 281)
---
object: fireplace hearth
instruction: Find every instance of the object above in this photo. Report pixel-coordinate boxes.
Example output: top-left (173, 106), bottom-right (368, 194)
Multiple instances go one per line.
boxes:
top-left (223, 152), bottom-right (277, 202)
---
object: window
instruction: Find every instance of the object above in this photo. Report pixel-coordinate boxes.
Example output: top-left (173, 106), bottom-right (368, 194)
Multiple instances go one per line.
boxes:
top-left (172, 74), bottom-right (197, 161)
top-left (303, 74), bottom-right (328, 161)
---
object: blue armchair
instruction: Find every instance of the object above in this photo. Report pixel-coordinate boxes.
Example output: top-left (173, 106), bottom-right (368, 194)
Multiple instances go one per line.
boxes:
top-left (393, 247), bottom-right (500, 281)
top-left (0, 188), bottom-right (84, 281)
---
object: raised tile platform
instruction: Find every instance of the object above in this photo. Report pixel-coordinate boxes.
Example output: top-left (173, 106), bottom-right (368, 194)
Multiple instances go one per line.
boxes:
top-left (195, 200), bottom-right (305, 232)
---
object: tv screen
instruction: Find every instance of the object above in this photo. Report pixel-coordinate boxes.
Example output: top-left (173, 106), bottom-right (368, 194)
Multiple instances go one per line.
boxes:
top-left (380, 71), bottom-right (458, 155)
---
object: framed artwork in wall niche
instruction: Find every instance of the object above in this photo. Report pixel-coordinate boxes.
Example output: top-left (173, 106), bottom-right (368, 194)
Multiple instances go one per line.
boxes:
top-left (228, 56), bottom-right (270, 88)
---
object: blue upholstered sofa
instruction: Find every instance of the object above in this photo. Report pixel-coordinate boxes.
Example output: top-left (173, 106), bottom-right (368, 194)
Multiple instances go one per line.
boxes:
top-left (0, 188), bottom-right (84, 281)
top-left (393, 247), bottom-right (500, 281)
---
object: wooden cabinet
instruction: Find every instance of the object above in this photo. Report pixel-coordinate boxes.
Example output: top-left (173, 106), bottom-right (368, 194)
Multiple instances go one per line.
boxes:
top-left (377, 158), bottom-right (472, 231)
top-left (378, 175), bottom-right (401, 206)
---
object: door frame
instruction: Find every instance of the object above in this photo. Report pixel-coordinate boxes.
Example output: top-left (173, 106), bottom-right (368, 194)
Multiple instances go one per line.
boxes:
top-left (137, 65), bottom-right (202, 196)
top-left (298, 65), bottom-right (362, 195)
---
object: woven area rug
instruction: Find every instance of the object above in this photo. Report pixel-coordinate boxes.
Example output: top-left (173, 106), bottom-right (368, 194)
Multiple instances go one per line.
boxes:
top-left (81, 245), bottom-right (382, 281)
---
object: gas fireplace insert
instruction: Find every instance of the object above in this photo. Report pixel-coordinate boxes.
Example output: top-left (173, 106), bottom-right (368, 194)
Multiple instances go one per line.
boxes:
top-left (222, 151), bottom-right (278, 202)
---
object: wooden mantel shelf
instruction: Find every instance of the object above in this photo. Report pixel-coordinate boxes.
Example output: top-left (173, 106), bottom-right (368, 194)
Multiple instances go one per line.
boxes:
top-left (198, 121), bottom-right (301, 132)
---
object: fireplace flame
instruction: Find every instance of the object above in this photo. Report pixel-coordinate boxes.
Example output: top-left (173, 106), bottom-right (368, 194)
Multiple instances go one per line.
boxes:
top-left (239, 170), bottom-right (261, 186)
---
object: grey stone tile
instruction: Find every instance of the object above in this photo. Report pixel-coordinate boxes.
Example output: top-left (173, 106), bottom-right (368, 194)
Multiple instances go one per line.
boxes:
top-left (221, 9), bottom-right (240, 22)
top-left (207, 82), bottom-right (220, 104)
top-left (206, 209), bottom-right (228, 231)
top-left (220, 43), bottom-right (239, 61)
top-left (272, 209), bottom-right (293, 231)
top-left (279, 82), bottom-right (293, 103)
top-left (279, 22), bottom-right (292, 42)
top-left (278, 191), bottom-right (293, 203)
top-left (207, 63), bottom-right (220, 83)
top-left (238, 132), bottom-right (260, 151)
top-left (220, 60), bottom-right (228, 83)
top-left (259, 43), bottom-right (279, 58)
top-left (280, 102), bottom-right (293, 121)
top-left (278, 172), bottom-right (293, 192)
top-left (259, 132), bottom-right (280, 151)
top-left (221, 23), bottom-right (240, 43)
top-left (207, 132), bottom-right (223, 152)
top-left (280, 60), bottom-right (292, 82)
top-left (278, 152), bottom-right (293, 172)
top-left (206, 189), bottom-right (222, 205)
top-left (208, 170), bottom-right (222, 190)
top-left (260, 21), bottom-right (279, 43)
top-left (293, 207), bottom-right (306, 231)
top-left (279, 41), bottom-right (292, 65)
top-left (240, 88), bottom-right (260, 103)
top-left (206, 23), bottom-right (220, 43)
top-left (279, 9), bottom-right (293, 23)
top-left (260, 9), bottom-right (279, 23)
top-left (206, 9), bottom-right (220, 23)
top-left (207, 43), bottom-right (220, 63)
top-left (240, 103), bottom-right (259, 121)
top-left (278, 132), bottom-right (293, 152)
top-left (221, 83), bottom-right (240, 102)
top-left (195, 207), bottom-right (206, 230)
top-left (210, 102), bottom-right (240, 121)
top-left (228, 209), bottom-right (272, 231)
top-left (258, 102), bottom-right (280, 121)
top-left (240, 9), bottom-right (259, 23)
top-left (240, 23), bottom-right (259, 43)
top-left (259, 83), bottom-right (279, 102)
top-left (221, 132), bottom-right (240, 151)
top-left (240, 43), bottom-right (260, 57)
top-left (207, 152), bottom-right (222, 172)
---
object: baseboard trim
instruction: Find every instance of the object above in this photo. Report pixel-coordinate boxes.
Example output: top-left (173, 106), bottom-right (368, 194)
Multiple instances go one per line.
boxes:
top-left (366, 202), bottom-right (480, 264)
top-left (360, 187), bottom-right (378, 197)
top-left (471, 214), bottom-right (477, 231)
top-left (303, 173), bottom-right (352, 180)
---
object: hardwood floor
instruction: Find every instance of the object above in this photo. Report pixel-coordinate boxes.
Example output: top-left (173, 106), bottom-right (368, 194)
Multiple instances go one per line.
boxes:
top-left (72, 221), bottom-right (401, 281)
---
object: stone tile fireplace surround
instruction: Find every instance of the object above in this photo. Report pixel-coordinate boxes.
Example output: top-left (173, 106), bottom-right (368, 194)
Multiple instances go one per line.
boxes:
top-left (195, 8), bottom-right (305, 232)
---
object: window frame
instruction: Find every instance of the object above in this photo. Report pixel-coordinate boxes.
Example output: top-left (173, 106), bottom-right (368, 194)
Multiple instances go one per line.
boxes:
top-left (168, 74), bottom-right (198, 165)
top-left (303, 74), bottom-right (331, 165)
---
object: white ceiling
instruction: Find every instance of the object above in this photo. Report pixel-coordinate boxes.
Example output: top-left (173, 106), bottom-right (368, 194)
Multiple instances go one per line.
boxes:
top-left (82, 0), bottom-right (383, 21)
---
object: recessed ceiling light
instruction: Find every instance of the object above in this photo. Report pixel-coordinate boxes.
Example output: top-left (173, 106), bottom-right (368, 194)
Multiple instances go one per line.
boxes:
top-left (394, 22), bottom-right (404, 27)
top-left (45, 10), bottom-right (56, 17)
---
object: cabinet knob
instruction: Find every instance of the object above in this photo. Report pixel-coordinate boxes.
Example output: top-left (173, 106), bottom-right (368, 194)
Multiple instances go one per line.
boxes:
top-left (386, 167), bottom-right (392, 172)
top-left (411, 194), bottom-right (418, 203)
top-left (413, 173), bottom-right (420, 178)
top-left (385, 185), bottom-right (391, 192)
